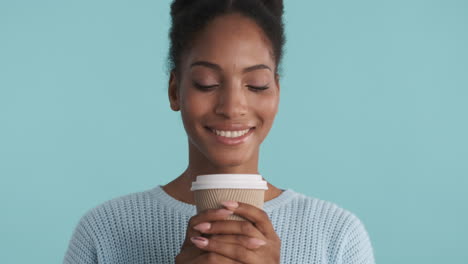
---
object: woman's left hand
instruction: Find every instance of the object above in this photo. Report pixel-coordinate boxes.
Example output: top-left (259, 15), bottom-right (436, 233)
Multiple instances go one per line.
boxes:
top-left (190, 201), bottom-right (281, 264)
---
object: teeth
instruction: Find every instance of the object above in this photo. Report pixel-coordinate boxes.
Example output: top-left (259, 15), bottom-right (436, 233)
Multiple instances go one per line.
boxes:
top-left (212, 128), bottom-right (251, 138)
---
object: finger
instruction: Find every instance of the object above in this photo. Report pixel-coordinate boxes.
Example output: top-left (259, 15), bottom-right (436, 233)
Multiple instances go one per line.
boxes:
top-left (183, 208), bottom-right (234, 246)
top-left (210, 234), bottom-right (267, 250)
top-left (179, 231), bottom-right (208, 257)
top-left (190, 235), bottom-right (257, 263)
top-left (191, 234), bottom-right (266, 251)
top-left (175, 243), bottom-right (204, 261)
top-left (195, 252), bottom-right (243, 264)
top-left (193, 220), bottom-right (265, 240)
top-left (221, 201), bottom-right (276, 238)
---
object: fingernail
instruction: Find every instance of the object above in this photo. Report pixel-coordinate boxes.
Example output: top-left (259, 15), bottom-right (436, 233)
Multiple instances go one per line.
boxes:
top-left (190, 236), bottom-right (208, 247)
top-left (193, 222), bottom-right (211, 232)
top-left (221, 201), bottom-right (239, 209)
top-left (249, 238), bottom-right (267, 248)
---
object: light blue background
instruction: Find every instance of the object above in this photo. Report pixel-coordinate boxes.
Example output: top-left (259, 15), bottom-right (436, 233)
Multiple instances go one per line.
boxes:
top-left (1, 0), bottom-right (467, 263)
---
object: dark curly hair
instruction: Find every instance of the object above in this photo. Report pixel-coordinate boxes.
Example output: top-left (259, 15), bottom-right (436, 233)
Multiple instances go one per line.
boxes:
top-left (168, 0), bottom-right (285, 76)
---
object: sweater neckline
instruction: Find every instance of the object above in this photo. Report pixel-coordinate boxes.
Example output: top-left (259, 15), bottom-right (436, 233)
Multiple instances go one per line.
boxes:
top-left (151, 185), bottom-right (298, 216)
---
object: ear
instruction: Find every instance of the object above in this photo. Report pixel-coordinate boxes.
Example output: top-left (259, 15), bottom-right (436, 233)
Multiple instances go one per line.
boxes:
top-left (275, 73), bottom-right (281, 94)
top-left (168, 71), bottom-right (180, 111)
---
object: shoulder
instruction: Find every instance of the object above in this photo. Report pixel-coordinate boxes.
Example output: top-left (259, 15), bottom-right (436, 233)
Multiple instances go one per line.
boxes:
top-left (76, 188), bottom-right (157, 230)
top-left (289, 190), bottom-right (375, 263)
top-left (283, 190), bottom-right (364, 228)
top-left (276, 190), bottom-right (373, 244)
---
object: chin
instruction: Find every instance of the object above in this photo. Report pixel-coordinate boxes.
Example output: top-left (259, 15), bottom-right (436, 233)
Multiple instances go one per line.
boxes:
top-left (208, 155), bottom-right (247, 168)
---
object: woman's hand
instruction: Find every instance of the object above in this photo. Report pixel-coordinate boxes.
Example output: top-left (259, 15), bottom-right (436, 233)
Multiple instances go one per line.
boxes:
top-left (176, 201), bottom-right (281, 264)
top-left (175, 207), bottom-right (242, 263)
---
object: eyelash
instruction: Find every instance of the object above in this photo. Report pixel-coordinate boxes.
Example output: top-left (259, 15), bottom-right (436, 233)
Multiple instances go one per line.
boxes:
top-left (193, 83), bottom-right (269, 92)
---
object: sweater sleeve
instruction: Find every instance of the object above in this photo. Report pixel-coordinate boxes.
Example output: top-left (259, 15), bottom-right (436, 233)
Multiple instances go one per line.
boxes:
top-left (63, 210), bottom-right (98, 264)
top-left (340, 214), bottom-right (376, 264)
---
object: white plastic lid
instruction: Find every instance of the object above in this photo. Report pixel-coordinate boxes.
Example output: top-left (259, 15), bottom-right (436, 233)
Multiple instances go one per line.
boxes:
top-left (190, 174), bottom-right (268, 191)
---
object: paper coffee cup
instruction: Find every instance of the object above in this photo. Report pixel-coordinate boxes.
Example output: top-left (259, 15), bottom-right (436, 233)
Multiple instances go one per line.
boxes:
top-left (190, 174), bottom-right (268, 221)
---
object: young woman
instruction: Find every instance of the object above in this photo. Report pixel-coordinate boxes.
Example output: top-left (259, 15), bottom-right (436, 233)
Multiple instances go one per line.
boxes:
top-left (64, 1), bottom-right (375, 263)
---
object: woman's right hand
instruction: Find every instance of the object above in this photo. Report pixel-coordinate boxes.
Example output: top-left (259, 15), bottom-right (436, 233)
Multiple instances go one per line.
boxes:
top-left (175, 208), bottom-right (262, 263)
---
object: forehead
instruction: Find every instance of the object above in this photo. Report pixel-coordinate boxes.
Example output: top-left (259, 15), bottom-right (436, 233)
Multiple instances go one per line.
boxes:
top-left (183, 13), bottom-right (275, 72)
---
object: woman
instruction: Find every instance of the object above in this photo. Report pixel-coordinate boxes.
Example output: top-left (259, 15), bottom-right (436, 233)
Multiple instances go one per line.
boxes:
top-left (64, 0), bottom-right (375, 263)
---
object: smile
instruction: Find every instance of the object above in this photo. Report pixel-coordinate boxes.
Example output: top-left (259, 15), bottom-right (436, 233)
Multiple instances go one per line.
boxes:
top-left (211, 128), bottom-right (251, 138)
top-left (205, 127), bottom-right (255, 145)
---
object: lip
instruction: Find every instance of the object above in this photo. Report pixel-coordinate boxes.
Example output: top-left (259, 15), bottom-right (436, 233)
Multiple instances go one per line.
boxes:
top-left (205, 126), bottom-right (255, 145)
top-left (206, 124), bottom-right (255, 131)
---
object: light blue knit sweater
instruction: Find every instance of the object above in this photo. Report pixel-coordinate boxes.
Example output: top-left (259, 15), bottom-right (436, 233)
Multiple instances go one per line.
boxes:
top-left (63, 185), bottom-right (375, 263)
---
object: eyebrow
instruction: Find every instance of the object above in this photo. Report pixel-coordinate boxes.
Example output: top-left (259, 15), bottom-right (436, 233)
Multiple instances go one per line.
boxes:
top-left (190, 61), bottom-right (271, 73)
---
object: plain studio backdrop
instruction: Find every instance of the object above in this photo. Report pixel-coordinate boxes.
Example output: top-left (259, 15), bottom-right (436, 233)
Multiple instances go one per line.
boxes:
top-left (1, 0), bottom-right (467, 263)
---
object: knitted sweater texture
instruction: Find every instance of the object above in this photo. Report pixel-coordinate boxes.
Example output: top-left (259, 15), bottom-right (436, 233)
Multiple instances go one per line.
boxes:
top-left (63, 185), bottom-right (375, 263)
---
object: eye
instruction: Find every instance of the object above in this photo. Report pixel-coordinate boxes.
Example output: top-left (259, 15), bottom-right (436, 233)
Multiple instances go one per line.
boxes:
top-left (193, 82), bottom-right (218, 91)
top-left (247, 85), bottom-right (270, 92)
top-left (193, 82), bottom-right (269, 92)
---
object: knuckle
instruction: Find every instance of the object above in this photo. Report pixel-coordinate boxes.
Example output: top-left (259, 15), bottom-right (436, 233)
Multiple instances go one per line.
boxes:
top-left (209, 234), bottom-right (223, 242)
top-left (240, 221), bottom-right (254, 233)
top-left (188, 209), bottom-right (215, 226)
top-left (189, 208), bottom-right (227, 225)
top-left (271, 237), bottom-right (281, 249)
top-left (188, 215), bottom-right (197, 226)
top-left (209, 207), bottom-right (226, 215)
top-left (204, 208), bottom-right (219, 214)
top-left (205, 252), bottom-right (219, 262)
top-left (211, 234), bottom-right (234, 245)
top-left (205, 236), bottom-right (217, 250)
top-left (232, 249), bottom-right (245, 262)
top-left (179, 242), bottom-right (189, 250)
top-left (210, 234), bottom-right (220, 240)
top-left (235, 234), bottom-right (244, 244)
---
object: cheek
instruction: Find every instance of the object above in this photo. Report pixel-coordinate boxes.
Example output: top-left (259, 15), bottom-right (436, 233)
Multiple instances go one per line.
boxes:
top-left (181, 90), bottom-right (210, 119)
top-left (251, 94), bottom-right (279, 121)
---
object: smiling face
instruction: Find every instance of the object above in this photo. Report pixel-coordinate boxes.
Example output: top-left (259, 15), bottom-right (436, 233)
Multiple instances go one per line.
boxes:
top-left (168, 13), bottom-right (280, 171)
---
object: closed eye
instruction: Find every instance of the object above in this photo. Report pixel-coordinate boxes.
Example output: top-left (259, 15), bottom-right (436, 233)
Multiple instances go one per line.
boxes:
top-left (193, 82), bottom-right (218, 91)
top-left (193, 82), bottom-right (269, 92)
top-left (247, 85), bottom-right (269, 92)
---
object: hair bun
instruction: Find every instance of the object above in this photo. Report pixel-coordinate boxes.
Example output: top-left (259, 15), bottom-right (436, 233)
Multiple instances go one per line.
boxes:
top-left (172, 0), bottom-right (283, 18)
top-left (170, 0), bottom-right (194, 17)
top-left (260, 0), bottom-right (284, 18)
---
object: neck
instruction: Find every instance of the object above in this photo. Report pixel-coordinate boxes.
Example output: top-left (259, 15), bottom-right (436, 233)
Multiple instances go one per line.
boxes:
top-left (163, 171), bottom-right (283, 205)
top-left (162, 144), bottom-right (283, 205)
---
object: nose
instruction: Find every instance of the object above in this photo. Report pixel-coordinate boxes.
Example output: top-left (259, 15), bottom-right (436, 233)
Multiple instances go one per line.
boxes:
top-left (214, 83), bottom-right (248, 118)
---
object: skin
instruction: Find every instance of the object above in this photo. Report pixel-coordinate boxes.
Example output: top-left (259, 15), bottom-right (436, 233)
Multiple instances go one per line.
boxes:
top-left (176, 201), bottom-right (281, 263)
top-left (164, 13), bottom-right (282, 263)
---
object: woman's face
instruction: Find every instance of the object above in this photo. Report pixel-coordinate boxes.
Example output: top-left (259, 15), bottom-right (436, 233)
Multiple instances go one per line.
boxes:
top-left (169, 13), bottom-right (280, 169)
